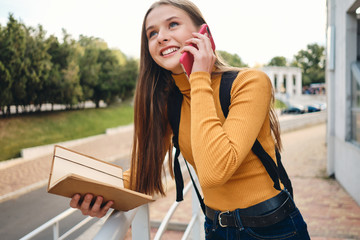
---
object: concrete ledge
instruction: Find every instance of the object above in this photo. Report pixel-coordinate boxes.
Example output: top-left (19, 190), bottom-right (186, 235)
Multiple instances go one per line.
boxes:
top-left (21, 124), bottom-right (134, 159)
top-left (279, 111), bottom-right (327, 133)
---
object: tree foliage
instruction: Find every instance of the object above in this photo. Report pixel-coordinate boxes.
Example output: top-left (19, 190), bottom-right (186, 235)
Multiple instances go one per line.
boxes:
top-left (291, 43), bottom-right (325, 86)
top-left (0, 14), bottom-right (139, 116)
top-left (217, 50), bottom-right (248, 67)
top-left (267, 56), bottom-right (287, 67)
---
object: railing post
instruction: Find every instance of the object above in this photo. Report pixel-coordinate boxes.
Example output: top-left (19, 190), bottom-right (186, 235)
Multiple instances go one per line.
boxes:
top-left (132, 204), bottom-right (151, 240)
top-left (189, 165), bottom-right (205, 240)
top-left (93, 209), bottom-right (138, 240)
top-left (53, 222), bottom-right (59, 240)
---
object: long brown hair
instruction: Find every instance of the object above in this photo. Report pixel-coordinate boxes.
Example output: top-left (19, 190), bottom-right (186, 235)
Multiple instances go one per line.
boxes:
top-left (130, 0), bottom-right (282, 196)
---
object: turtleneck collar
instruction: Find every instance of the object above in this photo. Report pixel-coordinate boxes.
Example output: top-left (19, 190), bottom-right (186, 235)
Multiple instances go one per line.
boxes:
top-left (172, 73), bottom-right (191, 98)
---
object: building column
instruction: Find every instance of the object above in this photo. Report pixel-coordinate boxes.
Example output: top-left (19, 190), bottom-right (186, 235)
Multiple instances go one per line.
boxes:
top-left (286, 73), bottom-right (293, 97)
top-left (265, 70), bottom-right (275, 88)
top-left (270, 71), bottom-right (275, 88)
top-left (296, 71), bottom-right (302, 96)
top-left (278, 72), bottom-right (284, 93)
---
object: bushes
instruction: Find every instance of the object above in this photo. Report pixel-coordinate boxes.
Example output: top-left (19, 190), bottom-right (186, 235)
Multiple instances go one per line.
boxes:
top-left (0, 14), bottom-right (138, 116)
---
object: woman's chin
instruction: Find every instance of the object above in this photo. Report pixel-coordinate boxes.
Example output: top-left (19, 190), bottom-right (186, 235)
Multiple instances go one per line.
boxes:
top-left (166, 65), bottom-right (183, 74)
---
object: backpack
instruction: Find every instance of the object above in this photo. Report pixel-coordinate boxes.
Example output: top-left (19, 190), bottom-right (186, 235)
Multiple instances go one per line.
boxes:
top-left (167, 71), bottom-right (293, 214)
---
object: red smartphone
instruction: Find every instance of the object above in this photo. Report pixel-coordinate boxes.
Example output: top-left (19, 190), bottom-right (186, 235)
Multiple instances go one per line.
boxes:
top-left (180, 24), bottom-right (216, 77)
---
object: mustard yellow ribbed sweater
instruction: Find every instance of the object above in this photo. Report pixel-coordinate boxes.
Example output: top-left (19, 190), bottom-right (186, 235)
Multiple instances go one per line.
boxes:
top-left (173, 69), bottom-right (280, 211)
top-left (123, 68), bottom-right (281, 211)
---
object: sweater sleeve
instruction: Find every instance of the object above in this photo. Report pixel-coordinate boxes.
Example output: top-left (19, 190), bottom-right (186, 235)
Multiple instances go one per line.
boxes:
top-left (189, 69), bottom-right (272, 188)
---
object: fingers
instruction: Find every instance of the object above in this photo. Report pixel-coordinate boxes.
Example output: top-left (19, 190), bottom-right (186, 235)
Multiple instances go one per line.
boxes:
top-left (100, 200), bottom-right (114, 217)
top-left (80, 194), bottom-right (93, 214)
top-left (88, 195), bottom-right (102, 217)
top-left (70, 194), bottom-right (113, 218)
top-left (185, 32), bottom-right (212, 50)
top-left (182, 32), bottom-right (215, 75)
top-left (70, 194), bottom-right (81, 208)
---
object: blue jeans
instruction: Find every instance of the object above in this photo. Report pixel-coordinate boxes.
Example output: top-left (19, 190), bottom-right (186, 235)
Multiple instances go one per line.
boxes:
top-left (204, 208), bottom-right (310, 240)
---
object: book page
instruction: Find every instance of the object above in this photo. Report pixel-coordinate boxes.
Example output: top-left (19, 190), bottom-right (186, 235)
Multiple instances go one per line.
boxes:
top-left (49, 146), bottom-right (123, 189)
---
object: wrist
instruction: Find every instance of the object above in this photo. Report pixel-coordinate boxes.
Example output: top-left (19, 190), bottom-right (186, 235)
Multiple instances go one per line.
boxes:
top-left (189, 71), bottom-right (211, 86)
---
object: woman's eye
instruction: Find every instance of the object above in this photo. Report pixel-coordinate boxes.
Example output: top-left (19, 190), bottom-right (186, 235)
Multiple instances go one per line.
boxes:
top-left (169, 22), bottom-right (179, 28)
top-left (148, 31), bottom-right (157, 38)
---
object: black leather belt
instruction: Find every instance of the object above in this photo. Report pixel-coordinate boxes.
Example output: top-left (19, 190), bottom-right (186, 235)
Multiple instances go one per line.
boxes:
top-left (205, 191), bottom-right (296, 228)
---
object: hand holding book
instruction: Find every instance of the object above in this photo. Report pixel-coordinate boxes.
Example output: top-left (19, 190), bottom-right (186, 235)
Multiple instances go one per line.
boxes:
top-left (48, 145), bottom-right (154, 214)
top-left (70, 193), bottom-right (113, 218)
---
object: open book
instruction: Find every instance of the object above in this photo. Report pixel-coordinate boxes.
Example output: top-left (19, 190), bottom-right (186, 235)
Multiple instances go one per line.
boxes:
top-left (48, 145), bottom-right (154, 211)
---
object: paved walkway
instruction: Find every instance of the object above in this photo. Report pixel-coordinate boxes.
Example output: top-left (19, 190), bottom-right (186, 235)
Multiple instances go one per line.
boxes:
top-left (1, 123), bottom-right (360, 239)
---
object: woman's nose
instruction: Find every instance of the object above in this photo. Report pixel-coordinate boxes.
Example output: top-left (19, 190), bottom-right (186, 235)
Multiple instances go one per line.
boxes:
top-left (157, 30), bottom-right (169, 44)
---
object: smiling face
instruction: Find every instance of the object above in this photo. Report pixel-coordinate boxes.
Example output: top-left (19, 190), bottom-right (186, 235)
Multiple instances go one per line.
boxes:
top-left (145, 4), bottom-right (199, 74)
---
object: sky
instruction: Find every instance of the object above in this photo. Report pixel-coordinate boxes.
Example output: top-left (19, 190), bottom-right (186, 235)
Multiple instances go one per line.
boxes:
top-left (0, 0), bottom-right (327, 67)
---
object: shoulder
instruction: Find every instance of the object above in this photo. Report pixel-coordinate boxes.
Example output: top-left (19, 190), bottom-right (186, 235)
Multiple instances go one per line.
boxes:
top-left (231, 68), bottom-right (271, 89)
top-left (228, 68), bottom-right (272, 97)
top-left (236, 68), bottom-right (270, 82)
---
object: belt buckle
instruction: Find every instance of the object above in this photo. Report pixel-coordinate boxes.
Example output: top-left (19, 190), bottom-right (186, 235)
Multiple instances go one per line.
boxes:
top-left (218, 211), bottom-right (230, 227)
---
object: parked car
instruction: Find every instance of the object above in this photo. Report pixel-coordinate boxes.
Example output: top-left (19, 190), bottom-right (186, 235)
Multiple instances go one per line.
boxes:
top-left (281, 106), bottom-right (305, 114)
top-left (307, 105), bottom-right (321, 113)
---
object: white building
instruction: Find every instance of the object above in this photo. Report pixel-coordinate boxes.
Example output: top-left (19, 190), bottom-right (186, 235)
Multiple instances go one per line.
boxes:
top-left (261, 66), bottom-right (302, 97)
top-left (327, 0), bottom-right (360, 205)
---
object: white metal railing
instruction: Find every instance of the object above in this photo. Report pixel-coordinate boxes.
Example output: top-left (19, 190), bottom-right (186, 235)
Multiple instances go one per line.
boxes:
top-left (20, 153), bottom-right (204, 240)
top-left (153, 182), bottom-right (194, 240)
top-left (19, 208), bottom-right (110, 240)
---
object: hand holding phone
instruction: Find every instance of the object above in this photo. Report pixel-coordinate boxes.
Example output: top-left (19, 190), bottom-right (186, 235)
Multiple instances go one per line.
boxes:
top-left (180, 24), bottom-right (216, 77)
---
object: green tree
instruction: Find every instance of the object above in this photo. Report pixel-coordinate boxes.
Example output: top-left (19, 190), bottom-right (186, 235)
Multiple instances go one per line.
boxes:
top-left (267, 56), bottom-right (287, 66)
top-left (61, 59), bottom-right (82, 107)
top-left (0, 61), bottom-right (12, 116)
top-left (93, 49), bottom-right (120, 107)
top-left (46, 30), bottom-right (83, 108)
top-left (46, 35), bottom-right (64, 109)
top-left (0, 15), bottom-right (137, 114)
top-left (77, 36), bottom-right (102, 103)
top-left (291, 43), bottom-right (325, 86)
top-left (78, 46), bottom-right (100, 102)
top-left (0, 23), bottom-right (12, 115)
top-left (118, 58), bottom-right (138, 100)
top-left (0, 14), bottom-right (27, 114)
top-left (112, 48), bottom-right (127, 66)
top-left (78, 35), bottom-right (108, 50)
top-left (60, 30), bottom-right (83, 108)
top-left (217, 50), bottom-right (248, 67)
top-left (24, 24), bottom-right (52, 111)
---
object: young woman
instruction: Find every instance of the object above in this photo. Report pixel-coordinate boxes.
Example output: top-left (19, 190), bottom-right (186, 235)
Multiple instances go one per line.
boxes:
top-left (70, 0), bottom-right (311, 239)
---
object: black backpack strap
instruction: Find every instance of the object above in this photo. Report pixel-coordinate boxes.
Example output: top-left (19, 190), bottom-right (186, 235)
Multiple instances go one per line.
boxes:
top-left (251, 140), bottom-right (281, 191)
top-left (219, 71), bottom-right (239, 117)
top-left (168, 85), bottom-right (206, 214)
top-left (184, 159), bottom-right (206, 213)
top-left (219, 71), bottom-right (293, 198)
top-left (275, 148), bottom-right (293, 197)
top-left (167, 86), bottom-right (185, 202)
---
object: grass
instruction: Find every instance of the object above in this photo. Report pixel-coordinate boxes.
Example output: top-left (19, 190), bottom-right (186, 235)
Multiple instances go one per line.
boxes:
top-left (274, 99), bottom-right (287, 109)
top-left (0, 103), bottom-right (134, 161)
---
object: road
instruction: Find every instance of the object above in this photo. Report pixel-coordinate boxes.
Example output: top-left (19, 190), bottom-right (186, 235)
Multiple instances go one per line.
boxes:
top-left (0, 158), bottom-right (130, 240)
